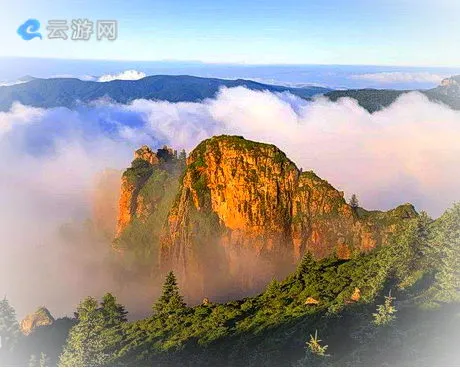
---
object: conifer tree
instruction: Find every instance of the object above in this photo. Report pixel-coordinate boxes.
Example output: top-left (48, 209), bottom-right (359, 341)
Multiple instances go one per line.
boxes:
top-left (296, 252), bottom-right (316, 279)
top-left (39, 352), bottom-right (50, 367)
top-left (264, 279), bottom-right (281, 299)
top-left (349, 194), bottom-right (359, 209)
top-left (390, 211), bottom-right (432, 286)
top-left (429, 203), bottom-right (460, 304)
top-left (153, 271), bottom-right (186, 315)
top-left (101, 293), bottom-right (128, 327)
top-left (59, 297), bottom-right (109, 367)
top-left (99, 293), bottom-right (127, 359)
top-left (373, 292), bottom-right (397, 326)
top-left (0, 297), bottom-right (20, 353)
top-left (178, 149), bottom-right (187, 162)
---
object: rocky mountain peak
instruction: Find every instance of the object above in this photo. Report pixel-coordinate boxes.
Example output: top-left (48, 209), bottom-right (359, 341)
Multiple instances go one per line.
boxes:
top-left (20, 307), bottom-right (55, 335)
top-left (113, 135), bottom-right (417, 301)
top-left (436, 75), bottom-right (460, 97)
top-left (134, 145), bottom-right (159, 165)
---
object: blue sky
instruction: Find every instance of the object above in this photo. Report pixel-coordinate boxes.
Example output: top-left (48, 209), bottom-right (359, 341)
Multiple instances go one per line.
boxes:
top-left (0, 0), bottom-right (459, 66)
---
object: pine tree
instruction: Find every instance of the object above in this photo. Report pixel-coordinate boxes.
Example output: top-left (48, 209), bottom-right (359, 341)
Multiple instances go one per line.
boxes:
top-left (39, 352), bottom-right (50, 367)
top-left (373, 292), bottom-right (397, 326)
top-left (306, 330), bottom-right (329, 356)
top-left (298, 330), bottom-right (330, 365)
top-left (101, 293), bottom-right (128, 327)
top-left (178, 149), bottom-right (187, 162)
top-left (0, 297), bottom-right (20, 353)
top-left (264, 279), bottom-right (281, 299)
top-left (296, 252), bottom-right (316, 278)
top-left (99, 293), bottom-right (127, 359)
top-left (428, 203), bottom-right (460, 304)
top-left (349, 194), bottom-right (359, 209)
top-left (59, 297), bottom-right (109, 367)
top-left (391, 211), bottom-right (432, 287)
top-left (153, 271), bottom-right (186, 315)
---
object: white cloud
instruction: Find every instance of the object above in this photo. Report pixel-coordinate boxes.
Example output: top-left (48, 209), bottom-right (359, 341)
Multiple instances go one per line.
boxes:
top-left (350, 72), bottom-right (448, 84)
top-left (3, 87), bottom-right (451, 217)
top-left (97, 69), bottom-right (146, 82)
top-left (1, 88), bottom-right (460, 317)
top-left (0, 80), bottom-right (28, 87)
top-left (0, 102), bottom-right (44, 134)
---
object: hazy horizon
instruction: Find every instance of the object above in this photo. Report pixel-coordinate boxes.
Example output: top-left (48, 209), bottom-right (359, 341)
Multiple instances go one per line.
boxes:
top-left (1, 57), bottom-right (460, 90)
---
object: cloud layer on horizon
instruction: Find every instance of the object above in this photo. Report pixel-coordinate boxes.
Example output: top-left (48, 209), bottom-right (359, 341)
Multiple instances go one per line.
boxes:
top-left (351, 71), bottom-right (448, 84)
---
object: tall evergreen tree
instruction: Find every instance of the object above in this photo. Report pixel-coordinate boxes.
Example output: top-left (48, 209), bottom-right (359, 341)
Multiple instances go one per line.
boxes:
top-left (264, 279), bottom-right (281, 299)
top-left (153, 271), bottom-right (186, 315)
top-left (59, 297), bottom-right (109, 367)
top-left (178, 149), bottom-right (187, 162)
top-left (296, 252), bottom-right (317, 279)
top-left (428, 203), bottom-right (460, 304)
top-left (101, 293), bottom-right (128, 327)
top-left (389, 211), bottom-right (433, 287)
top-left (0, 297), bottom-right (20, 353)
top-left (99, 293), bottom-right (127, 359)
top-left (39, 352), bottom-right (50, 367)
top-left (349, 194), bottom-right (359, 209)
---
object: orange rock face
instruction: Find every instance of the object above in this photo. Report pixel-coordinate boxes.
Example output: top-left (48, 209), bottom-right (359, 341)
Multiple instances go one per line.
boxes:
top-left (350, 287), bottom-right (361, 302)
top-left (158, 135), bottom-right (417, 300)
top-left (115, 175), bottom-right (137, 238)
top-left (135, 145), bottom-right (160, 165)
top-left (20, 307), bottom-right (54, 335)
top-left (305, 297), bottom-right (320, 305)
top-left (114, 135), bottom-right (417, 302)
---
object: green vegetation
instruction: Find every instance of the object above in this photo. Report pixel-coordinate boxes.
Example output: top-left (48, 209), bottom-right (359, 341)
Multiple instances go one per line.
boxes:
top-left (325, 88), bottom-right (460, 113)
top-left (153, 272), bottom-right (186, 316)
top-left (59, 293), bottom-right (127, 367)
top-left (115, 151), bottom-right (185, 273)
top-left (373, 292), bottom-right (397, 326)
top-left (0, 297), bottom-right (20, 365)
top-left (0, 76), bottom-right (331, 112)
top-left (3, 203), bottom-right (460, 366)
top-left (349, 194), bottom-right (359, 209)
top-left (306, 330), bottom-right (329, 357)
top-left (425, 203), bottom-right (460, 306)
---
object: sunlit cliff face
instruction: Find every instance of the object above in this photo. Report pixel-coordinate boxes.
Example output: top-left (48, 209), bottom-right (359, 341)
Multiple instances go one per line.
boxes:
top-left (114, 136), bottom-right (417, 304)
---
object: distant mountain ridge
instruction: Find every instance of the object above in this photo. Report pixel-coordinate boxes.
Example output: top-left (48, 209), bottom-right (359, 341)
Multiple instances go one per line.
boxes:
top-left (325, 75), bottom-right (460, 112)
top-left (0, 75), bottom-right (331, 111)
top-left (2, 73), bottom-right (459, 113)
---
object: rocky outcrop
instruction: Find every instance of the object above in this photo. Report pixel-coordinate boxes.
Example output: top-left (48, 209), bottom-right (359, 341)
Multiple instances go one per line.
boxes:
top-left (434, 76), bottom-right (460, 97)
top-left (115, 145), bottom-right (179, 239)
top-left (113, 135), bottom-right (417, 301)
top-left (20, 307), bottom-right (54, 335)
top-left (158, 135), bottom-right (417, 299)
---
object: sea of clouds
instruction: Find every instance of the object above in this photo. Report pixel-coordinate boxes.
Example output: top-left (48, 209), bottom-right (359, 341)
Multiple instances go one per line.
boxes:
top-left (1, 87), bottom-right (459, 318)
